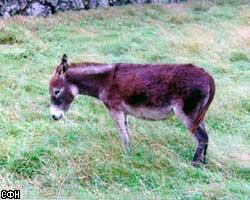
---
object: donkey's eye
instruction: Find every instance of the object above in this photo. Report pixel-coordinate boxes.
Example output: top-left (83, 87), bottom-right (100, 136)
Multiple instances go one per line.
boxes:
top-left (53, 89), bottom-right (61, 97)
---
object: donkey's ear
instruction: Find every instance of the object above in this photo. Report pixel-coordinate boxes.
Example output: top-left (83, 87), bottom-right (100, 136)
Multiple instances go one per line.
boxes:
top-left (61, 54), bottom-right (68, 73)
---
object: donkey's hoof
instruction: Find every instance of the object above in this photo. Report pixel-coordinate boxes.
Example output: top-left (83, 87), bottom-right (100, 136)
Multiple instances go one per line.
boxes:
top-left (191, 160), bottom-right (203, 167)
top-left (124, 147), bottom-right (131, 155)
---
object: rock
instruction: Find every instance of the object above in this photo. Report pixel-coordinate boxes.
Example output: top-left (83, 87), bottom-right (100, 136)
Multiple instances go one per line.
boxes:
top-left (109, 0), bottom-right (126, 6)
top-left (56, 0), bottom-right (84, 12)
top-left (97, 0), bottom-right (109, 8)
top-left (72, 0), bottom-right (84, 10)
top-left (109, 0), bottom-right (129, 6)
top-left (3, 12), bottom-right (11, 19)
top-left (0, 0), bottom-right (186, 18)
top-left (3, 0), bottom-right (20, 16)
top-left (0, 0), bottom-right (28, 17)
top-left (150, 0), bottom-right (160, 3)
top-left (25, 2), bottom-right (51, 17)
top-left (19, 0), bottom-right (28, 10)
top-left (86, 0), bottom-right (97, 9)
top-left (46, 0), bottom-right (59, 7)
top-left (55, 0), bottom-right (70, 11)
top-left (37, 0), bottom-right (46, 4)
top-left (131, 0), bottom-right (149, 4)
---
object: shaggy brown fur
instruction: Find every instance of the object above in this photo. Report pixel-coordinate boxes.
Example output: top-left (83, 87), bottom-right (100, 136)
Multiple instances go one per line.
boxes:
top-left (49, 55), bottom-right (215, 165)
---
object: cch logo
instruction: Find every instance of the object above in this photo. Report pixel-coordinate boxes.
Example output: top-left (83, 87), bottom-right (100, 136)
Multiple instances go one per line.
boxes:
top-left (1, 190), bottom-right (20, 199)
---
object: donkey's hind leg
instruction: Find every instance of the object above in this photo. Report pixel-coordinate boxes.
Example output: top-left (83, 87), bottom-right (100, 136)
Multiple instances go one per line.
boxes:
top-left (200, 122), bottom-right (208, 161)
top-left (192, 123), bottom-right (209, 166)
top-left (173, 103), bottom-right (209, 165)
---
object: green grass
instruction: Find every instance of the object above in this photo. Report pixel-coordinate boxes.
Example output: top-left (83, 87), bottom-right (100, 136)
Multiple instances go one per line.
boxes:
top-left (0, 1), bottom-right (250, 199)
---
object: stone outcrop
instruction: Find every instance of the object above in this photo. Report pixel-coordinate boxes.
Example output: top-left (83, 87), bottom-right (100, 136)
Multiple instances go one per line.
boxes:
top-left (0, 0), bottom-right (187, 18)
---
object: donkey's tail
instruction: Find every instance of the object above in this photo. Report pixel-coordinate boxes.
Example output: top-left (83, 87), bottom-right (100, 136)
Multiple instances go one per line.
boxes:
top-left (191, 76), bottom-right (215, 133)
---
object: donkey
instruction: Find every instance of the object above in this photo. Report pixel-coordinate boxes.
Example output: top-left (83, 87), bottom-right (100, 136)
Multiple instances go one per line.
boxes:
top-left (49, 54), bottom-right (215, 165)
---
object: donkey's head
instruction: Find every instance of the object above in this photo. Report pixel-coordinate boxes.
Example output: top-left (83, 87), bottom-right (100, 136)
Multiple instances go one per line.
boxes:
top-left (49, 54), bottom-right (78, 120)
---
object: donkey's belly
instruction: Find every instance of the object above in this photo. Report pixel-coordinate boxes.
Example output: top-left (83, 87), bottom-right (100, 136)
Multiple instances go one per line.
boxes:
top-left (122, 102), bottom-right (173, 120)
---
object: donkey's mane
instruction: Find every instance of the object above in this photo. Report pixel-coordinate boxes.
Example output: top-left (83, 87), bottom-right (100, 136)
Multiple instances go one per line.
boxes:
top-left (69, 62), bottom-right (106, 68)
top-left (66, 62), bottom-right (115, 75)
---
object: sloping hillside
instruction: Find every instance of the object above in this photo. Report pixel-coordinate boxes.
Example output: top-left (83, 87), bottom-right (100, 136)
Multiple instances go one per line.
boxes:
top-left (0, 1), bottom-right (249, 199)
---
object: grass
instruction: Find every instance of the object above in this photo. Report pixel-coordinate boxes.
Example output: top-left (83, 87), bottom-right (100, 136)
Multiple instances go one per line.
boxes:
top-left (0, 1), bottom-right (250, 199)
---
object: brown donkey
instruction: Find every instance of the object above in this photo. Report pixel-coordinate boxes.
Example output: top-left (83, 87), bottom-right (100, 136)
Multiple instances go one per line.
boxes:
top-left (49, 54), bottom-right (215, 165)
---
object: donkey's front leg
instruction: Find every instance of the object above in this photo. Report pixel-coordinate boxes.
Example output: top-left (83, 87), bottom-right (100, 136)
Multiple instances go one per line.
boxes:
top-left (110, 110), bottom-right (130, 153)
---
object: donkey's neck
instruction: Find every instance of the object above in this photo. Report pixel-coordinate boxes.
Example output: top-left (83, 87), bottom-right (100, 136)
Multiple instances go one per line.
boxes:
top-left (66, 64), bottom-right (116, 100)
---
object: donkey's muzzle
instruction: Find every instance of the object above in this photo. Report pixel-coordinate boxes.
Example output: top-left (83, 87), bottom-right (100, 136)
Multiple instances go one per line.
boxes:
top-left (50, 105), bottom-right (64, 121)
top-left (52, 114), bottom-right (62, 120)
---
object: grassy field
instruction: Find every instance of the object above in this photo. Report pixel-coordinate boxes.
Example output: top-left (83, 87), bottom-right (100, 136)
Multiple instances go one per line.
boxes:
top-left (0, 1), bottom-right (250, 199)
